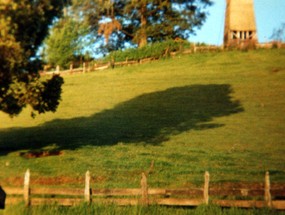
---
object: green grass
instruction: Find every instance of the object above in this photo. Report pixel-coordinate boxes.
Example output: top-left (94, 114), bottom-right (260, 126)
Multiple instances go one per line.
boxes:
top-left (0, 49), bottom-right (285, 189)
top-left (1, 203), bottom-right (284, 215)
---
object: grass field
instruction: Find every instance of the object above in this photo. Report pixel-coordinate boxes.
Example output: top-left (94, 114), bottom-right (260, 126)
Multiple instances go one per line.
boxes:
top-left (1, 203), bottom-right (284, 215)
top-left (0, 49), bottom-right (285, 190)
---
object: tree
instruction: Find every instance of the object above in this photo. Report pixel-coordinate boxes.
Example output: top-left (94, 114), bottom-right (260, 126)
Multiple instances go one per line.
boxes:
top-left (72, 0), bottom-right (213, 51)
top-left (0, 0), bottom-right (67, 117)
top-left (271, 23), bottom-right (285, 43)
top-left (44, 15), bottom-right (88, 69)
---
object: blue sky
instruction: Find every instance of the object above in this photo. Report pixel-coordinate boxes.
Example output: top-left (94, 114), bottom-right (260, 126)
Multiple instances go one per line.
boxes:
top-left (190, 0), bottom-right (285, 45)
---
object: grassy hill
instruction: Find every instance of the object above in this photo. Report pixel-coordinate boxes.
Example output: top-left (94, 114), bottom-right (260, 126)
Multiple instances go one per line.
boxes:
top-left (0, 49), bottom-right (285, 188)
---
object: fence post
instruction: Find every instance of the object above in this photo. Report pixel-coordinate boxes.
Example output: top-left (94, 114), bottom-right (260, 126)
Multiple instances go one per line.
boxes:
top-left (193, 44), bottom-right (197, 53)
top-left (110, 57), bottom-right (115, 69)
top-left (85, 171), bottom-right (91, 204)
top-left (70, 63), bottom-right (73, 72)
top-left (56, 65), bottom-right (60, 74)
top-left (24, 169), bottom-right (30, 206)
top-left (204, 171), bottom-right (210, 205)
top-left (141, 172), bottom-right (148, 205)
top-left (265, 171), bottom-right (272, 208)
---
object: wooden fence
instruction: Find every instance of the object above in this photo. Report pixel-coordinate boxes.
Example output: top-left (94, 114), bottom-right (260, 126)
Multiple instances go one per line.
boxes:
top-left (40, 43), bottom-right (285, 76)
top-left (40, 62), bottom-right (109, 76)
top-left (2, 170), bottom-right (285, 209)
top-left (40, 58), bottom-right (161, 76)
top-left (40, 46), bottom-right (225, 76)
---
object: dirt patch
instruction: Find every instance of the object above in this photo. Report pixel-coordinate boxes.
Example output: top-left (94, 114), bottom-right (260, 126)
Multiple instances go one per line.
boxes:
top-left (32, 176), bottom-right (84, 185)
top-left (2, 175), bottom-right (107, 186)
top-left (2, 177), bottom-right (24, 186)
top-left (19, 150), bottom-right (63, 158)
top-left (2, 176), bottom-right (82, 186)
top-left (270, 67), bottom-right (285, 73)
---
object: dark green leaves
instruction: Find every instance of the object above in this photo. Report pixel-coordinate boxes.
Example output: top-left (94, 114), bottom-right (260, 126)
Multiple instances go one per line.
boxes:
top-left (0, 1), bottom-right (66, 117)
top-left (72, 0), bottom-right (213, 51)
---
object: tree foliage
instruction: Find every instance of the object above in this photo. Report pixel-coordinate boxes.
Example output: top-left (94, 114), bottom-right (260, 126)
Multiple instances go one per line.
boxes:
top-left (105, 39), bottom-right (192, 62)
top-left (44, 16), bottom-right (88, 69)
top-left (0, 0), bottom-right (67, 117)
top-left (72, 0), bottom-right (213, 51)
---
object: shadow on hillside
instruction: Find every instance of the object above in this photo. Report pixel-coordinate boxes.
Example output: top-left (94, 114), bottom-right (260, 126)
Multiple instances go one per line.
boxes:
top-left (0, 84), bottom-right (243, 156)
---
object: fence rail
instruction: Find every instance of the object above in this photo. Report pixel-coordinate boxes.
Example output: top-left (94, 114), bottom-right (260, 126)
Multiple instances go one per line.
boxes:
top-left (40, 44), bottom-right (285, 76)
top-left (2, 169), bottom-right (285, 209)
top-left (40, 46), bottom-right (225, 76)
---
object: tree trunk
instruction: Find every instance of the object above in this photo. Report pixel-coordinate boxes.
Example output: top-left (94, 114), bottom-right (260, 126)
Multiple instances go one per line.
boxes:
top-left (138, 2), bottom-right (147, 48)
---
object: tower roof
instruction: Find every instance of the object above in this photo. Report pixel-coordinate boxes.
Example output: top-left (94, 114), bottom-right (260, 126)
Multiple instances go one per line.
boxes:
top-left (228, 0), bottom-right (257, 31)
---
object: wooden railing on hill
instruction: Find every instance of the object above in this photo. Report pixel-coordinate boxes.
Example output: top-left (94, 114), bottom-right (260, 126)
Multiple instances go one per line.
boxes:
top-left (40, 46), bottom-right (224, 76)
top-left (3, 170), bottom-right (285, 209)
top-left (40, 44), bottom-right (285, 76)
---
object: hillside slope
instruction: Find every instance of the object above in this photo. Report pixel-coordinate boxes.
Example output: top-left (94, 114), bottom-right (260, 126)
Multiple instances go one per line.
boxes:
top-left (0, 49), bottom-right (285, 187)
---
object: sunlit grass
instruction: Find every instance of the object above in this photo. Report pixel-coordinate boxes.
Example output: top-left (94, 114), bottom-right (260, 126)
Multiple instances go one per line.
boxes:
top-left (1, 202), bottom-right (284, 215)
top-left (0, 49), bottom-right (285, 189)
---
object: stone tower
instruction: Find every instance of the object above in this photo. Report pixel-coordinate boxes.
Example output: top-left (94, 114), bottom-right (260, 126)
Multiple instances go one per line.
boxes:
top-left (224, 0), bottom-right (258, 48)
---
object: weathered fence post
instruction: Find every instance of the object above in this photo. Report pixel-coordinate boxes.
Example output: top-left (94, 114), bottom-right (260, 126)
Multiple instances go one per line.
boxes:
top-left (265, 171), bottom-right (272, 208)
top-left (204, 171), bottom-right (210, 205)
top-left (24, 169), bottom-right (30, 206)
top-left (56, 65), bottom-right (60, 74)
top-left (70, 63), bottom-right (73, 72)
top-left (110, 57), bottom-right (115, 69)
top-left (84, 171), bottom-right (91, 204)
top-left (193, 44), bottom-right (197, 53)
top-left (141, 172), bottom-right (148, 205)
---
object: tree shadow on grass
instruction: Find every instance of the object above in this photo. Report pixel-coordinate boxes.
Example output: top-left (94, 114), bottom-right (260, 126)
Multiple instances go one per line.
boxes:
top-left (0, 84), bottom-right (243, 155)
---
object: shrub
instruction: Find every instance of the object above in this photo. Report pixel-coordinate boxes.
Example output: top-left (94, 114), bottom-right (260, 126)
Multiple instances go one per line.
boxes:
top-left (104, 40), bottom-right (192, 63)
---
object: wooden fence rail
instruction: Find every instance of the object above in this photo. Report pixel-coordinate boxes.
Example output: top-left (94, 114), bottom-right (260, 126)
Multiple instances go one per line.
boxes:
top-left (40, 46), bottom-right (225, 76)
top-left (2, 169), bottom-right (285, 209)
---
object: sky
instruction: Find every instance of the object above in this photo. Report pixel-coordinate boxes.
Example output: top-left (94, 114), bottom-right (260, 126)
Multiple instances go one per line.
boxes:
top-left (190, 0), bottom-right (285, 45)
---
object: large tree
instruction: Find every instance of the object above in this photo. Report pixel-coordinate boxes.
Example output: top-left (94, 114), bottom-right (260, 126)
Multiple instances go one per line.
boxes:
top-left (0, 0), bottom-right (67, 117)
top-left (72, 0), bottom-right (213, 50)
